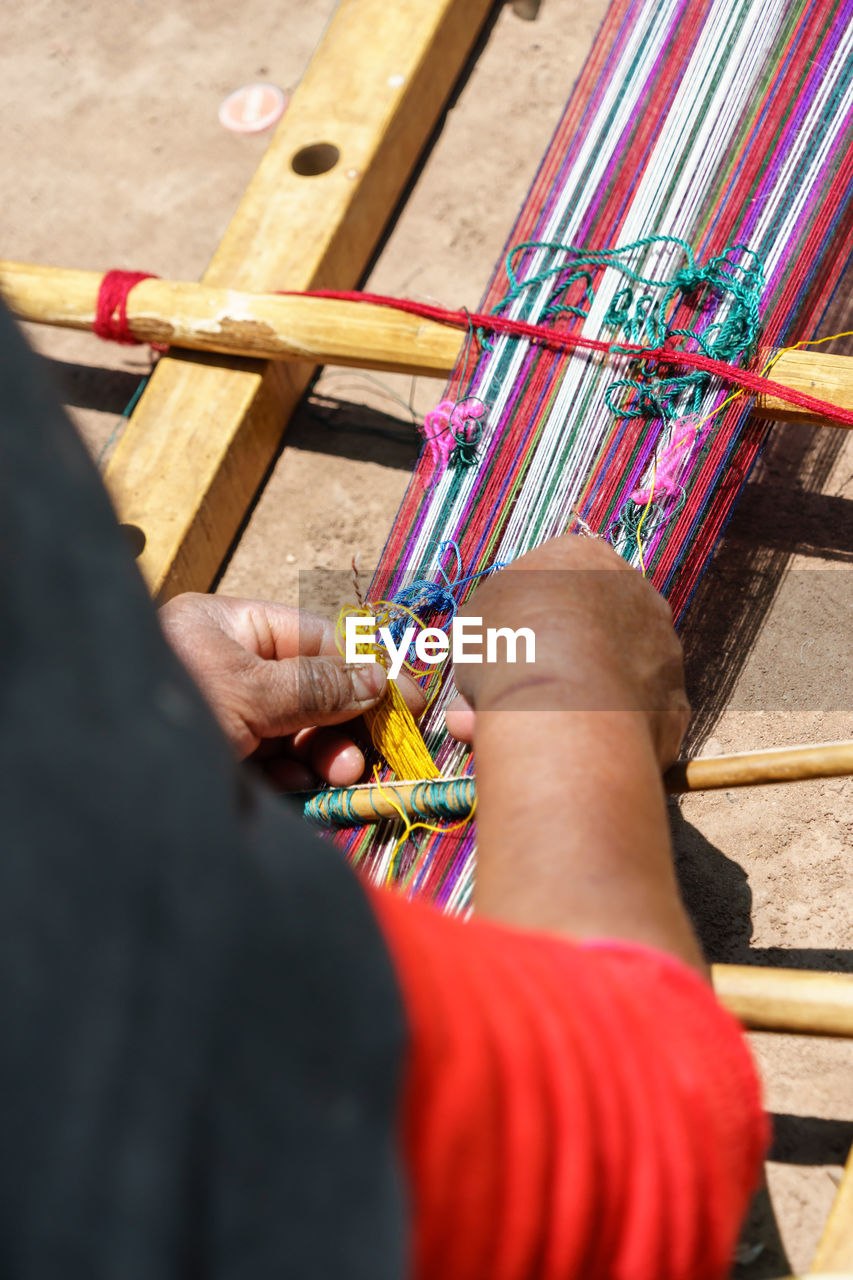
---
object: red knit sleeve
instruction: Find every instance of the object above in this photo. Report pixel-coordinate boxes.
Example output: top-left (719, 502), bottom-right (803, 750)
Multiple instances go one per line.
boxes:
top-left (366, 887), bottom-right (768, 1280)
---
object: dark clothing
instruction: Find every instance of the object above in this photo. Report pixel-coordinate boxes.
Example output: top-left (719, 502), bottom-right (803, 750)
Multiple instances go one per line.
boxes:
top-left (0, 303), bottom-right (406, 1279)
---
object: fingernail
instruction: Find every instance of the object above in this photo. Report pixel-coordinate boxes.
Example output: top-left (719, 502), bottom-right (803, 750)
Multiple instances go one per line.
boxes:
top-left (345, 662), bottom-right (387, 701)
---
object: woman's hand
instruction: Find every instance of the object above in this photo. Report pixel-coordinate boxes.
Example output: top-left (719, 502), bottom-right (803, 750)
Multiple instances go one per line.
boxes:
top-left (159, 593), bottom-right (425, 789)
top-left (443, 535), bottom-right (702, 972)
top-left (446, 534), bottom-right (690, 768)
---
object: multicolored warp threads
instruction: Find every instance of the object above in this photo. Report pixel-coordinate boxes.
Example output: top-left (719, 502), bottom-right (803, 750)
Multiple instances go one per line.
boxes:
top-left (332, 0), bottom-right (853, 911)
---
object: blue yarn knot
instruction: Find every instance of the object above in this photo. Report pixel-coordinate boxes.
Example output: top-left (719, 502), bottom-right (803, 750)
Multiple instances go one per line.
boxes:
top-left (386, 580), bottom-right (456, 643)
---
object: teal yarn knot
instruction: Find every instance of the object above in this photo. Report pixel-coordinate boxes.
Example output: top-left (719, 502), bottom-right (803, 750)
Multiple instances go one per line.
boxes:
top-left (490, 234), bottom-right (766, 574)
top-left (492, 234), bottom-right (766, 425)
top-left (670, 264), bottom-right (706, 294)
top-left (447, 398), bottom-right (485, 470)
top-left (450, 436), bottom-right (481, 468)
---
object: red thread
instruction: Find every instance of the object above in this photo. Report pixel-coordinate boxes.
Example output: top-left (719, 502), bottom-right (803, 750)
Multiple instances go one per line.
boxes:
top-left (94, 270), bottom-right (159, 345)
top-left (94, 270), bottom-right (851, 428)
top-left (284, 288), bottom-right (853, 431)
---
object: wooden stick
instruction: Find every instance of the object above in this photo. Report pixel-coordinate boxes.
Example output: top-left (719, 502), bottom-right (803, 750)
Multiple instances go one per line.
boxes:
top-left (0, 262), bottom-right (461, 378)
top-left (664, 738), bottom-right (853, 793)
top-left (304, 738), bottom-right (853, 827)
top-left (810, 1145), bottom-right (853, 1272)
top-left (304, 776), bottom-right (476, 825)
top-left (711, 965), bottom-right (853, 1037)
top-left (758, 346), bottom-right (853, 423)
top-left (27, 0), bottom-right (493, 600)
top-left (2, 259), bottom-right (852, 428)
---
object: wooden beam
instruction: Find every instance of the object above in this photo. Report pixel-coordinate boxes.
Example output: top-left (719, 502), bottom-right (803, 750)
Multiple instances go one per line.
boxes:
top-left (758, 346), bottom-right (853, 423)
top-left (302, 740), bottom-right (853, 829)
top-left (7, 262), bottom-right (853, 432)
top-left (711, 965), bottom-right (853, 1037)
top-left (87, 0), bottom-right (493, 599)
top-left (0, 263), bottom-right (460, 377)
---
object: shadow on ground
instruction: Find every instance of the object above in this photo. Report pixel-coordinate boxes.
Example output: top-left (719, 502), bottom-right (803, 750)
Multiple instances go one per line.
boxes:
top-left (671, 810), bottom-right (852, 1278)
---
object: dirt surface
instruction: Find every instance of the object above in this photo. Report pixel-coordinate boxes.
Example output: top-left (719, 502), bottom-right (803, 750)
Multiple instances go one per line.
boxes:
top-left (3, 1), bottom-right (851, 1273)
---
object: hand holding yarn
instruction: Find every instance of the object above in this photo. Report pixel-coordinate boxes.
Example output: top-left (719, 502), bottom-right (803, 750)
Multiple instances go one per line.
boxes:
top-left (159, 593), bottom-right (425, 788)
top-left (448, 535), bottom-right (690, 769)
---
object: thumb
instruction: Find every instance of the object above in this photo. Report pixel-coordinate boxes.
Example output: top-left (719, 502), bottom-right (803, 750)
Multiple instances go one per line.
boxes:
top-left (244, 653), bottom-right (388, 738)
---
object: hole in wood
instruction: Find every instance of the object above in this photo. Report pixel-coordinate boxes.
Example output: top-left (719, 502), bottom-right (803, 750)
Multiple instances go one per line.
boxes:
top-left (120, 523), bottom-right (146, 557)
top-left (291, 142), bottom-right (340, 176)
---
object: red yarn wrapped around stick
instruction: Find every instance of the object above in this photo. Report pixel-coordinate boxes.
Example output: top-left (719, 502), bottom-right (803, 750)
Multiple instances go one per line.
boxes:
top-left (94, 270), bottom-right (160, 345)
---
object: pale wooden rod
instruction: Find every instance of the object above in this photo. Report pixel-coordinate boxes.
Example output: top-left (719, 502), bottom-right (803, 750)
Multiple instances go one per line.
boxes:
top-left (1, 260), bottom-right (849, 427)
top-left (312, 738), bottom-right (853, 825)
top-left (0, 262), bottom-right (459, 378)
top-left (664, 737), bottom-right (853, 793)
top-left (711, 965), bottom-right (853, 1037)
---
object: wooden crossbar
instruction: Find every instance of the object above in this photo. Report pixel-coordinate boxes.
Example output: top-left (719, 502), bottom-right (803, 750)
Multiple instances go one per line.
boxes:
top-left (302, 741), bottom-right (853, 827)
top-left (712, 965), bottom-right (853, 1037)
top-left (3, 261), bottom-right (852, 432)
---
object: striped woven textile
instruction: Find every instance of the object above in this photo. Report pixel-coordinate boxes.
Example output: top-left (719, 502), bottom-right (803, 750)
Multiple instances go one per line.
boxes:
top-left (338, 0), bottom-right (853, 907)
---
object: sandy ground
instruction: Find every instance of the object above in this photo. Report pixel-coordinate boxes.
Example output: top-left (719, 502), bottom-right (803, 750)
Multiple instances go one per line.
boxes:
top-left (3, 1), bottom-right (852, 1273)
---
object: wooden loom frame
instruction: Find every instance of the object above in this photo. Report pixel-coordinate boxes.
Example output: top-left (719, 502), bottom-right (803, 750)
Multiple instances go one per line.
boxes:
top-left (4, 1), bottom-right (852, 1272)
top-left (101, 0), bottom-right (495, 602)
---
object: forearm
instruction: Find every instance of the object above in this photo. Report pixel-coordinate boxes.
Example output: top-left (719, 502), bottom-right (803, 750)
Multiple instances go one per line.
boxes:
top-left (473, 689), bottom-right (705, 973)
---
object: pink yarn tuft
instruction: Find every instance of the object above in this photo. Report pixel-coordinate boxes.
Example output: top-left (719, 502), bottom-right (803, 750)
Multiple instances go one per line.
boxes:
top-left (630, 416), bottom-right (706, 504)
top-left (419, 398), bottom-right (486, 483)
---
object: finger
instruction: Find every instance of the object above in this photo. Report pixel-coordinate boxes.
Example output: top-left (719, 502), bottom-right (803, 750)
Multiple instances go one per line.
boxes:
top-left (244, 653), bottom-right (387, 738)
top-left (261, 603), bottom-right (336, 660)
top-left (445, 694), bottom-right (475, 743)
top-left (288, 726), bottom-right (367, 784)
top-left (195, 597), bottom-right (427, 712)
top-left (258, 726), bottom-right (367, 787)
top-left (231, 599), bottom-right (335, 661)
top-left (306, 729), bottom-right (367, 786)
top-left (317, 630), bottom-right (431, 718)
top-left (288, 726), bottom-right (322, 763)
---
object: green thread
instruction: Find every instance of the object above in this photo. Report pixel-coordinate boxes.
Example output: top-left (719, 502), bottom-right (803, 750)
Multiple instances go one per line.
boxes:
top-left (97, 373), bottom-right (150, 468)
top-left (304, 777), bottom-right (476, 828)
top-left (492, 235), bottom-right (765, 423)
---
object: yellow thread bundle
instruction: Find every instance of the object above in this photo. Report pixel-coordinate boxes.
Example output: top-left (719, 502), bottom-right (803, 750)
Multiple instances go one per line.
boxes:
top-left (364, 679), bottom-right (442, 781)
top-left (336, 602), bottom-right (441, 781)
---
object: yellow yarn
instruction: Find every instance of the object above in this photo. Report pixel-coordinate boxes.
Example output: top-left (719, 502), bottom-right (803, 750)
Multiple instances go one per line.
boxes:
top-left (336, 601), bottom-right (441, 781)
top-left (370, 768), bottom-right (477, 888)
top-left (364, 677), bottom-right (441, 781)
